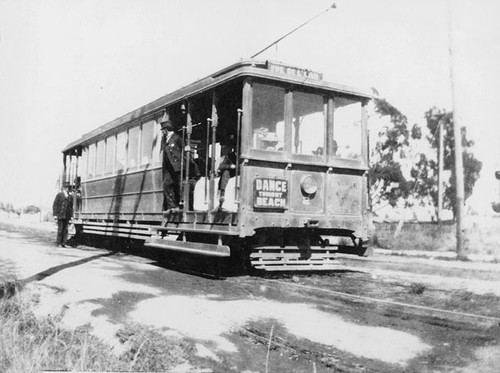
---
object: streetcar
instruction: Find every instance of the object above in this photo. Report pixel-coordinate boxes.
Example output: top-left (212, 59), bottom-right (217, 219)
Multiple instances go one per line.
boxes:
top-left (61, 60), bottom-right (372, 271)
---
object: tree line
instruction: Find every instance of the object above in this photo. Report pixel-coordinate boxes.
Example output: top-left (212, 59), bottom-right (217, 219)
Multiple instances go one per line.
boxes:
top-left (369, 96), bottom-right (482, 219)
top-left (0, 202), bottom-right (40, 215)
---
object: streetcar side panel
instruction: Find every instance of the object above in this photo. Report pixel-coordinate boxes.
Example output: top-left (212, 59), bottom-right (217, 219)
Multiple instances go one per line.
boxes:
top-left (76, 118), bottom-right (164, 223)
top-left (81, 167), bottom-right (163, 220)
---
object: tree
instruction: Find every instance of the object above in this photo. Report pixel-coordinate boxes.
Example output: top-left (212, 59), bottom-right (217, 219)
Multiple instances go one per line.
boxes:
top-left (409, 153), bottom-right (438, 207)
top-left (6, 202), bottom-right (14, 213)
top-left (412, 107), bottom-right (482, 218)
top-left (23, 205), bottom-right (41, 214)
top-left (369, 97), bottom-right (421, 209)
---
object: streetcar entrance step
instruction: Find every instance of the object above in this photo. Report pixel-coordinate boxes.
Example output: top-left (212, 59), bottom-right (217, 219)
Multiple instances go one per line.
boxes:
top-left (144, 237), bottom-right (230, 257)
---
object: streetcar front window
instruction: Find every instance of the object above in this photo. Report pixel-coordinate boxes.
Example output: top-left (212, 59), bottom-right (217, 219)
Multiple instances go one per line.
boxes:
top-left (334, 98), bottom-right (362, 159)
top-left (251, 83), bottom-right (285, 152)
top-left (292, 91), bottom-right (325, 156)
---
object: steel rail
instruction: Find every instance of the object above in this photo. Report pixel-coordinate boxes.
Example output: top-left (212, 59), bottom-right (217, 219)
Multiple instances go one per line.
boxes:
top-left (264, 278), bottom-right (500, 323)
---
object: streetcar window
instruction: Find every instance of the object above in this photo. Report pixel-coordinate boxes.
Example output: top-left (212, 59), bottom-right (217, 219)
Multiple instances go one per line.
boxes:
top-left (152, 121), bottom-right (161, 164)
top-left (292, 91), bottom-right (325, 156)
top-left (116, 131), bottom-right (127, 172)
top-left (105, 135), bottom-right (116, 174)
top-left (127, 126), bottom-right (140, 169)
top-left (95, 139), bottom-right (105, 176)
top-left (140, 120), bottom-right (155, 165)
top-left (80, 147), bottom-right (88, 181)
top-left (251, 83), bottom-right (285, 152)
top-left (64, 154), bottom-right (72, 184)
top-left (334, 98), bottom-right (362, 159)
top-left (87, 143), bottom-right (96, 179)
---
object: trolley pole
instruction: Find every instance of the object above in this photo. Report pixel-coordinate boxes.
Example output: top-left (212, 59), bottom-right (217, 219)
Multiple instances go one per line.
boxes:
top-left (447, 0), bottom-right (466, 260)
top-left (250, 3), bottom-right (336, 59)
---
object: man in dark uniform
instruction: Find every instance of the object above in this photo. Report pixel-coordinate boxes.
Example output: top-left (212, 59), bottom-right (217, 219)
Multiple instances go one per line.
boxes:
top-left (161, 118), bottom-right (183, 211)
top-left (52, 182), bottom-right (73, 247)
top-left (216, 144), bottom-right (237, 210)
top-left (161, 118), bottom-right (200, 211)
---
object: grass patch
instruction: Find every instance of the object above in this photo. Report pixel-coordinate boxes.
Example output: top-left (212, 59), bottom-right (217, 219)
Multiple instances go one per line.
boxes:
top-left (0, 288), bottom-right (193, 372)
top-left (408, 283), bottom-right (426, 295)
top-left (372, 217), bottom-right (500, 258)
top-left (372, 222), bottom-right (454, 252)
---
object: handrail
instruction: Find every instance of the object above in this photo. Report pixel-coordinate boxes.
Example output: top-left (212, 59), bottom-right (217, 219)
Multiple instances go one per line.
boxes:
top-left (235, 109), bottom-right (243, 202)
top-left (183, 103), bottom-right (193, 216)
top-left (204, 118), bottom-right (210, 205)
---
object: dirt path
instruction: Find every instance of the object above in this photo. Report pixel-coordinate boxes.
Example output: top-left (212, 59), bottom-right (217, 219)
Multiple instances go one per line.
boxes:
top-left (1, 219), bottom-right (499, 372)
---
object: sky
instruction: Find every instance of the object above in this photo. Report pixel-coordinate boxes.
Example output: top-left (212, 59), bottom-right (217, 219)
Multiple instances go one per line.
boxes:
top-left (0, 0), bottom-right (499, 213)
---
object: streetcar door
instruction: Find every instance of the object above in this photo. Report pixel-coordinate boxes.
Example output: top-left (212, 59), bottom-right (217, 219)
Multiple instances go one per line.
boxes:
top-left (62, 148), bottom-right (82, 214)
top-left (161, 80), bottom-right (243, 214)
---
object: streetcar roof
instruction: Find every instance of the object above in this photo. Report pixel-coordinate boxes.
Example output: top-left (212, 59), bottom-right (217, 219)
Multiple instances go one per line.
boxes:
top-left (62, 60), bottom-right (372, 153)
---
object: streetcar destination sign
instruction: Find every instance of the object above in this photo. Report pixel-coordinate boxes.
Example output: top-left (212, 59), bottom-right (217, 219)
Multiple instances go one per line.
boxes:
top-left (266, 61), bottom-right (323, 80)
top-left (253, 178), bottom-right (288, 210)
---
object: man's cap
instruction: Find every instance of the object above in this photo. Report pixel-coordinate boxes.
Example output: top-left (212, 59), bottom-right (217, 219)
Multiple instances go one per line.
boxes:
top-left (62, 181), bottom-right (71, 188)
top-left (160, 119), bottom-right (172, 129)
top-left (159, 110), bottom-right (173, 129)
top-left (220, 144), bottom-right (233, 155)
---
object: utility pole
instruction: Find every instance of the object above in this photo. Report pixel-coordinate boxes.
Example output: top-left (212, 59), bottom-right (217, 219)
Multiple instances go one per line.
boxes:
top-left (447, 0), bottom-right (466, 260)
top-left (437, 120), bottom-right (444, 224)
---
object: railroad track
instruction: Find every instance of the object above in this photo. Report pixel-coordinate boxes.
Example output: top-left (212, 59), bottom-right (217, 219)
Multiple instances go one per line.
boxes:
top-left (224, 267), bottom-right (500, 372)
top-left (258, 277), bottom-right (500, 323)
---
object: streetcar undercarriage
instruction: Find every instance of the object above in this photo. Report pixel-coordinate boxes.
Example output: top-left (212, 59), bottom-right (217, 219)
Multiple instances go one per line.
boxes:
top-left (74, 219), bottom-right (370, 272)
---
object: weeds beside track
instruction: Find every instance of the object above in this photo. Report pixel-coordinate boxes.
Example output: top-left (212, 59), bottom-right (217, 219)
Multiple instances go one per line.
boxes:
top-left (0, 284), bottom-right (192, 373)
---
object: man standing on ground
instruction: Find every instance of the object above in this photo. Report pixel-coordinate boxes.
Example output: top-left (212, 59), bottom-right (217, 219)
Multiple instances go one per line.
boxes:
top-left (52, 182), bottom-right (73, 247)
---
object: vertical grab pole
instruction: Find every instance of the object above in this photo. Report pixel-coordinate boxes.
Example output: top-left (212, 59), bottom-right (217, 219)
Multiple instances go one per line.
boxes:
top-left (209, 92), bottom-right (218, 214)
top-left (205, 118), bottom-right (211, 206)
top-left (179, 124), bottom-right (185, 210)
top-left (74, 150), bottom-right (79, 184)
top-left (235, 109), bottom-right (243, 202)
top-left (63, 154), bottom-right (68, 184)
top-left (209, 118), bottom-right (217, 212)
top-left (68, 155), bottom-right (73, 187)
top-left (183, 102), bottom-right (193, 214)
top-left (73, 149), bottom-right (79, 213)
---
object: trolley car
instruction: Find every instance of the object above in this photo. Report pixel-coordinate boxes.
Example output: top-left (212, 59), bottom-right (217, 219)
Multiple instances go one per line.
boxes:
top-left (61, 60), bottom-right (372, 271)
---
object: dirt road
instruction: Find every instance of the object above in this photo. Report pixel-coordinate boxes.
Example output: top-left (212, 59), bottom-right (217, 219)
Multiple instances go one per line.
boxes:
top-left (1, 219), bottom-right (499, 372)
